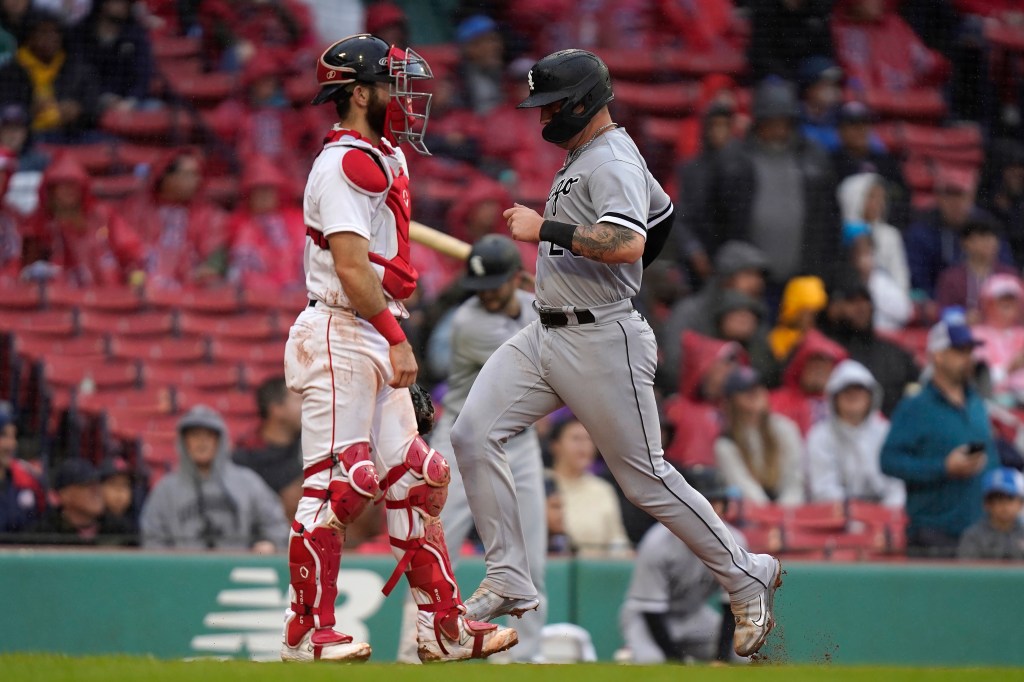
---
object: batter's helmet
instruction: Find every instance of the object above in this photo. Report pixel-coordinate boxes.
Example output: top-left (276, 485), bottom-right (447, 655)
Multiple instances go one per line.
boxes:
top-left (681, 466), bottom-right (731, 502)
top-left (313, 33), bottom-right (434, 153)
top-left (517, 49), bottom-right (614, 144)
top-left (462, 234), bottom-right (522, 291)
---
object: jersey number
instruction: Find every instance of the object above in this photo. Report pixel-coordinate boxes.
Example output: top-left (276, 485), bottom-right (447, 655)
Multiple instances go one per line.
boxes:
top-left (548, 243), bottom-right (564, 257)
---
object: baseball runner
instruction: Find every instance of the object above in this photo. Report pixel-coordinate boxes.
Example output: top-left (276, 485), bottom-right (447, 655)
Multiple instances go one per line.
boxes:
top-left (450, 49), bottom-right (783, 658)
top-left (399, 235), bottom-right (548, 663)
top-left (620, 467), bottom-right (745, 663)
top-left (280, 34), bottom-right (517, 663)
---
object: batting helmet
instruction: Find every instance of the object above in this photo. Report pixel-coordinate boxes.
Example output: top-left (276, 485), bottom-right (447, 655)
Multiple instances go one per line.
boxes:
top-left (517, 49), bottom-right (614, 144)
top-left (462, 234), bottom-right (522, 291)
top-left (681, 466), bottom-right (732, 502)
top-left (313, 33), bottom-right (434, 154)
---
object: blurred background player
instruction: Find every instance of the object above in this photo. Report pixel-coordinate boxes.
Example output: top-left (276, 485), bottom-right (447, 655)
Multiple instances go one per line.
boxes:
top-left (399, 234), bottom-right (546, 663)
top-left (280, 34), bottom-right (516, 663)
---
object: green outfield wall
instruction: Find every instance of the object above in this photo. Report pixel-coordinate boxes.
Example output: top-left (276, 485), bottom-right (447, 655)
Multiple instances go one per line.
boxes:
top-left (0, 550), bottom-right (1021, 665)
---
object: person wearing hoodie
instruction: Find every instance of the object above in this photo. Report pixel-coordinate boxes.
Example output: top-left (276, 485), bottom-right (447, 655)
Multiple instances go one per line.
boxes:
top-left (768, 275), bottom-right (828, 362)
top-left (837, 172), bottom-right (909, 294)
top-left (770, 329), bottom-right (849, 436)
top-left (971, 274), bottom-right (1024, 404)
top-left (838, 221), bottom-right (912, 334)
top-left (140, 405), bottom-right (289, 552)
top-left (661, 241), bottom-right (768, 391)
top-left (20, 153), bottom-right (142, 286)
top-left (226, 154), bottom-right (306, 293)
top-left (122, 148), bottom-right (229, 290)
top-left (712, 289), bottom-right (778, 389)
top-left (716, 366), bottom-right (804, 506)
top-left (934, 217), bottom-right (1018, 323)
top-left (663, 332), bottom-right (744, 467)
top-left (704, 80), bottom-right (837, 287)
top-left (806, 359), bottom-right (905, 506)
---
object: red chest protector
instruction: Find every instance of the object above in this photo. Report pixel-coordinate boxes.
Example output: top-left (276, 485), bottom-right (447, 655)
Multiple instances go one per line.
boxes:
top-left (320, 128), bottom-right (418, 301)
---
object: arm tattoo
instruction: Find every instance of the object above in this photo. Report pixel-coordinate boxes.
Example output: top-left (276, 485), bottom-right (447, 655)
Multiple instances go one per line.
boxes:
top-left (571, 222), bottom-right (641, 262)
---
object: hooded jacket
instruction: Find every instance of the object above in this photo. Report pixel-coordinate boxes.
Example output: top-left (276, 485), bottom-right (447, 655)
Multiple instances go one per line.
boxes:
top-left (768, 275), bottom-right (828, 360)
top-left (770, 329), bottom-right (849, 435)
top-left (971, 274), bottom-right (1024, 398)
top-left (21, 154), bottom-right (142, 286)
top-left (140, 406), bottom-right (289, 551)
top-left (806, 359), bottom-right (905, 506)
top-left (664, 332), bottom-right (743, 466)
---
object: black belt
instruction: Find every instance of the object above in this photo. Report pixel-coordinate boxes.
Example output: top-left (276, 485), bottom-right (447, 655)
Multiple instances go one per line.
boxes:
top-left (538, 308), bottom-right (596, 326)
top-left (307, 299), bottom-right (316, 308)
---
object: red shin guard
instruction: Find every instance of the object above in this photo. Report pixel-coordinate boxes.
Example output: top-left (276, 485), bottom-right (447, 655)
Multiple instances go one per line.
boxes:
top-left (286, 525), bottom-right (345, 646)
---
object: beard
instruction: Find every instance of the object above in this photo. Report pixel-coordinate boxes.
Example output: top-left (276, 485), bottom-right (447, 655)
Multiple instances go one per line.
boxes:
top-left (367, 86), bottom-right (389, 139)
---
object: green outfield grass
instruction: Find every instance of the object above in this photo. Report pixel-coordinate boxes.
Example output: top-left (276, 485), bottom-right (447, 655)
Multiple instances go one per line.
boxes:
top-left (2, 655), bottom-right (1024, 682)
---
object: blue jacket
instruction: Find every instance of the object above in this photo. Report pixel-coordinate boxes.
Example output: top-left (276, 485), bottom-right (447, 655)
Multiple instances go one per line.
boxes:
top-left (880, 381), bottom-right (997, 537)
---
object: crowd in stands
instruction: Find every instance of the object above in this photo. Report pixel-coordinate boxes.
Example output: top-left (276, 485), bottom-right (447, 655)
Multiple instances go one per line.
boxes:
top-left (0, 0), bottom-right (1023, 566)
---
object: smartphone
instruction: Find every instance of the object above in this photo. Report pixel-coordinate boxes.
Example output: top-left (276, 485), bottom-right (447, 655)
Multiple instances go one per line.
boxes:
top-left (966, 441), bottom-right (986, 456)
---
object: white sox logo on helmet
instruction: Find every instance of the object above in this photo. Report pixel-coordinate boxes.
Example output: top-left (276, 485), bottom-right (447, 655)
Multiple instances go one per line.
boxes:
top-left (527, 69), bottom-right (534, 92)
top-left (469, 255), bottom-right (486, 276)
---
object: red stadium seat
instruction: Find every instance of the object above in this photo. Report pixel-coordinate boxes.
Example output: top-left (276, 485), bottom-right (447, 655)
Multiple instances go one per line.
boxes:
top-left (145, 287), bottom-right (241, 314)
top-left (43, 357), bottom-right (140, 392)
top-left (79, 310), bottom-right (176, 337)
top-left (77, 386), bottom-right (174, 417)
top-left (201, 176), bottom-right (239, 209)
top-left (45, 284), bottom-right (143, 312)
top-left (38, 142), bottom-right (118, 175)
top-left (116, 143), bottom-right (172, 172)
top-left (109, 337), bottom-right (209, 364)
top-left (177, 389), bottom-right (257, 418)
top-left (786, 502), bottom-right (847, 531)
top-left (902, 123), bottom-right (982, 151)
top-left (151, 33), bottom-right (201, 60)
top-left (985, 21), bottom-right (1024, 52)
top-left (903, 158), bottom-right (934, 192)
top-left (100, 107), bottom-right (194, 142)
top-left (90, 174), bottom-right (146, 200)
top-left (239, 286), bottom-right (306, 314)
top-left (864, 88), bottom-right (947, 120)
top-left (142, 362), bottom-right (241, 391)
top-left (0, 310), bottom-right (77, 336)
top-left (738, 502), bottom-right (786, 528)
top-left (242, 363), bottom-right (286, 389)
top-left (614, 81), bottom-right (700, 117)
top-left (209, 339), bottom-right (286, 366)
top-left (14, 332), bottom-right (108, 363)
top-left (0, 283), bottom-right (43, 311)
top-left (178, 311), bottom-right (283, 341)
top-left (174, 72), bottom-right (238, 108)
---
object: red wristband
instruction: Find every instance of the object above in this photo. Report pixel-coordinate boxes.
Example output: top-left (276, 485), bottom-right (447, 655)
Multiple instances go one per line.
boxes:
top-left (367, 309), bottom-right (406, 346)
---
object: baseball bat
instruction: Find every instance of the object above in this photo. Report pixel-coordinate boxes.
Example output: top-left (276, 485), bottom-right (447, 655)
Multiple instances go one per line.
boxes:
top-left (410, 220), bottom-right (472, 261)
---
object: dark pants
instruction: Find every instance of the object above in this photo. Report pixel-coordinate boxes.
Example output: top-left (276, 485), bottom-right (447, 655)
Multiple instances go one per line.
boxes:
top-left (906, 527), bottom-right (960, 559)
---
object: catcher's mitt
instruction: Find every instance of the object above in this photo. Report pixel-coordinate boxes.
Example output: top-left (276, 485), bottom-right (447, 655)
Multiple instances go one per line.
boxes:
top-left (409, 383), bottom-right (435, 435)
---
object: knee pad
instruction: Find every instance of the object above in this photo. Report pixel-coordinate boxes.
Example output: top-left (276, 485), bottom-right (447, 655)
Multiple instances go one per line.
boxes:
top-left (288, 524), bottom-right (342, 637)
top-left (303, 442), bottom-right (380, 525)
top-left (381, 436), bottom-right (450, 517)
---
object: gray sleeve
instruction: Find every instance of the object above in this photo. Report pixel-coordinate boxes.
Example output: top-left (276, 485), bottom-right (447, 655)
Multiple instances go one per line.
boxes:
top-left (246, 472), bottom-right (290, 549)
top-left (451, 308), bottom-right (505, 369)
top-left (628, 531), bottom-right (673, 613)
top-left (589, 160), bottom-right (650, 237)
top-left (139, 482), bottom-right (175, 549)
top-left (956, 525), bottom-right (986, 560)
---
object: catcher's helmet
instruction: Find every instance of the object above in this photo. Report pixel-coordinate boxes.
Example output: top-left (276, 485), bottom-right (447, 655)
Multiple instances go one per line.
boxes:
top-left (462, 234), bottom-right (522, 291)
top-left (517, 49), bottom-right (614, 144)
top-left (313, 33), bottom-right (434, 154)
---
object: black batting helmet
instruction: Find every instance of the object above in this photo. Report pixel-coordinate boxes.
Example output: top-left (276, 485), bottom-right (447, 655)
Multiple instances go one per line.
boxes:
top-left (462, 234), bottom-right (522, 291)
top-left (517, 49), bottom-right (614, 144)
top-left (681, 466), bottom-right (731, 502)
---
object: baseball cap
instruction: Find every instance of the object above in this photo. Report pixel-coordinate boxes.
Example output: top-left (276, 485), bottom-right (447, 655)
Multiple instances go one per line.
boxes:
top-left (723, 366), bottom-right (762, 397)
top-left (461, 234), bottom-right (521, 291)
top-left (837, 101), bottom-right (874, 126)
top-left (681, 465), bottom-right (732, 501)
top-left (981, 273), bottom-right (1024, 302)
top-left (455, 14), bottom-right (498, 44)
top-left (982, 467), bottom-right (1024, 499)
top-left (0, 104), bottom-right (27, 127)
top-left (53, 458), bottom-right (100, 490)
top-left (797, 56), bottom-right (843, 89)
top-left (926, 317), bottom-right (983, 353)
top-left (99, 457), bottom-right (132, 482)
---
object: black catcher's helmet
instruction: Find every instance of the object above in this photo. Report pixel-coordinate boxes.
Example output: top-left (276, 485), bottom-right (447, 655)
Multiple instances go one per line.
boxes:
top-left (462, 234), bottom-right (522, 291)
top-left (313, 33), bottom-right (433, 154)
top-left (517, 49), bottom-right (614, 144)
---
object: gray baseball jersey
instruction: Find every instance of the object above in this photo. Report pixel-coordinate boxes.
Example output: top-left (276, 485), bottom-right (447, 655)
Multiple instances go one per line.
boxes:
top-left (399, 289), bottom-right (547, 663)
top-left (620, 522), bottom-right (748, 663)
top-left (535, 127), bottom-right (673, 309)
top-left (451, 125), bottom-right (777, 609)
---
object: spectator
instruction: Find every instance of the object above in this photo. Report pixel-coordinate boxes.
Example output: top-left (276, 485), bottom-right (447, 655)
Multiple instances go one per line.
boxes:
top-left (747, 0), bottom-right (834, 83)
top-left (30, 459), bottom-right (125, 545)
top-left (716, 366), bottom-right (804, 506)
top-left (140, 405), bottom-right (289, 552)
top-left (706, 80), bottom-right (837, 287)
top-left (881, 316), bottom-right (999, 557)
top-left (619, 466), bottom-right (744, 663)
top-left (363, 1), bottom-right (408, 48)
top-left (97, 457), bottom-right (138, 546)
top-left (124, 149), bottom-right (229, 290)
top-left (711, 290), bottom-right (777, 389)
top-left (831, 0), bottom-right (950, 96)
top-left (830, 102), bottom-right (907, 218)
top-left (0, 403), bottom-right (43, 537)
top-left (664, 332), bottom-right (743, 466)
top-left (839, 220), bottom-right (913, 333)
top-left (0, 11), bottom-right (99, 141)
top-left (934, 218), bottom-right (1017, 323)
top-left (806, 359), bottom-right (905, 506)
top-left (818, 275), bottom-right (921, 416)
top-left (768, 275), bottom-right (828, 362)
top-left (837, 172), bottom-right (910, 295)
top-left (660, 240), bottom-right (768, 392)
top-left (70, 0), bottom-right (154, 112)
top-left (798, 57), bottom-right (845, 152)
top-left (453, 15), bottom-right (504, 116)
top-left (547, 415), bottom-right (630, 557)
top-left (957, 467), bottom-right (1024, 561)
top-left (233, 377), bottom-right (303, 522)
top-left (196, 0), bottom-right (315, 74)
top-left (770, 329), bottom-right (848, 436)
top-left (673, 75), bottom-right (747, 165)
top-left (226, 155), bottom-right (305, 293)
top-left (20, 153), bottom-right (143, 286)
top-left (971, 274), bottom-right (1024, 404)
top-left (0, 145), bottom-right (19, 281)
top-left (906, 168), bottom-right (1012, 299)
top-left (0, 0), bottom-right (30, 43)
top-left (544, 472), bottom-right (571, 556)
top-left (984, 141), bottom-right (1024, 265)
